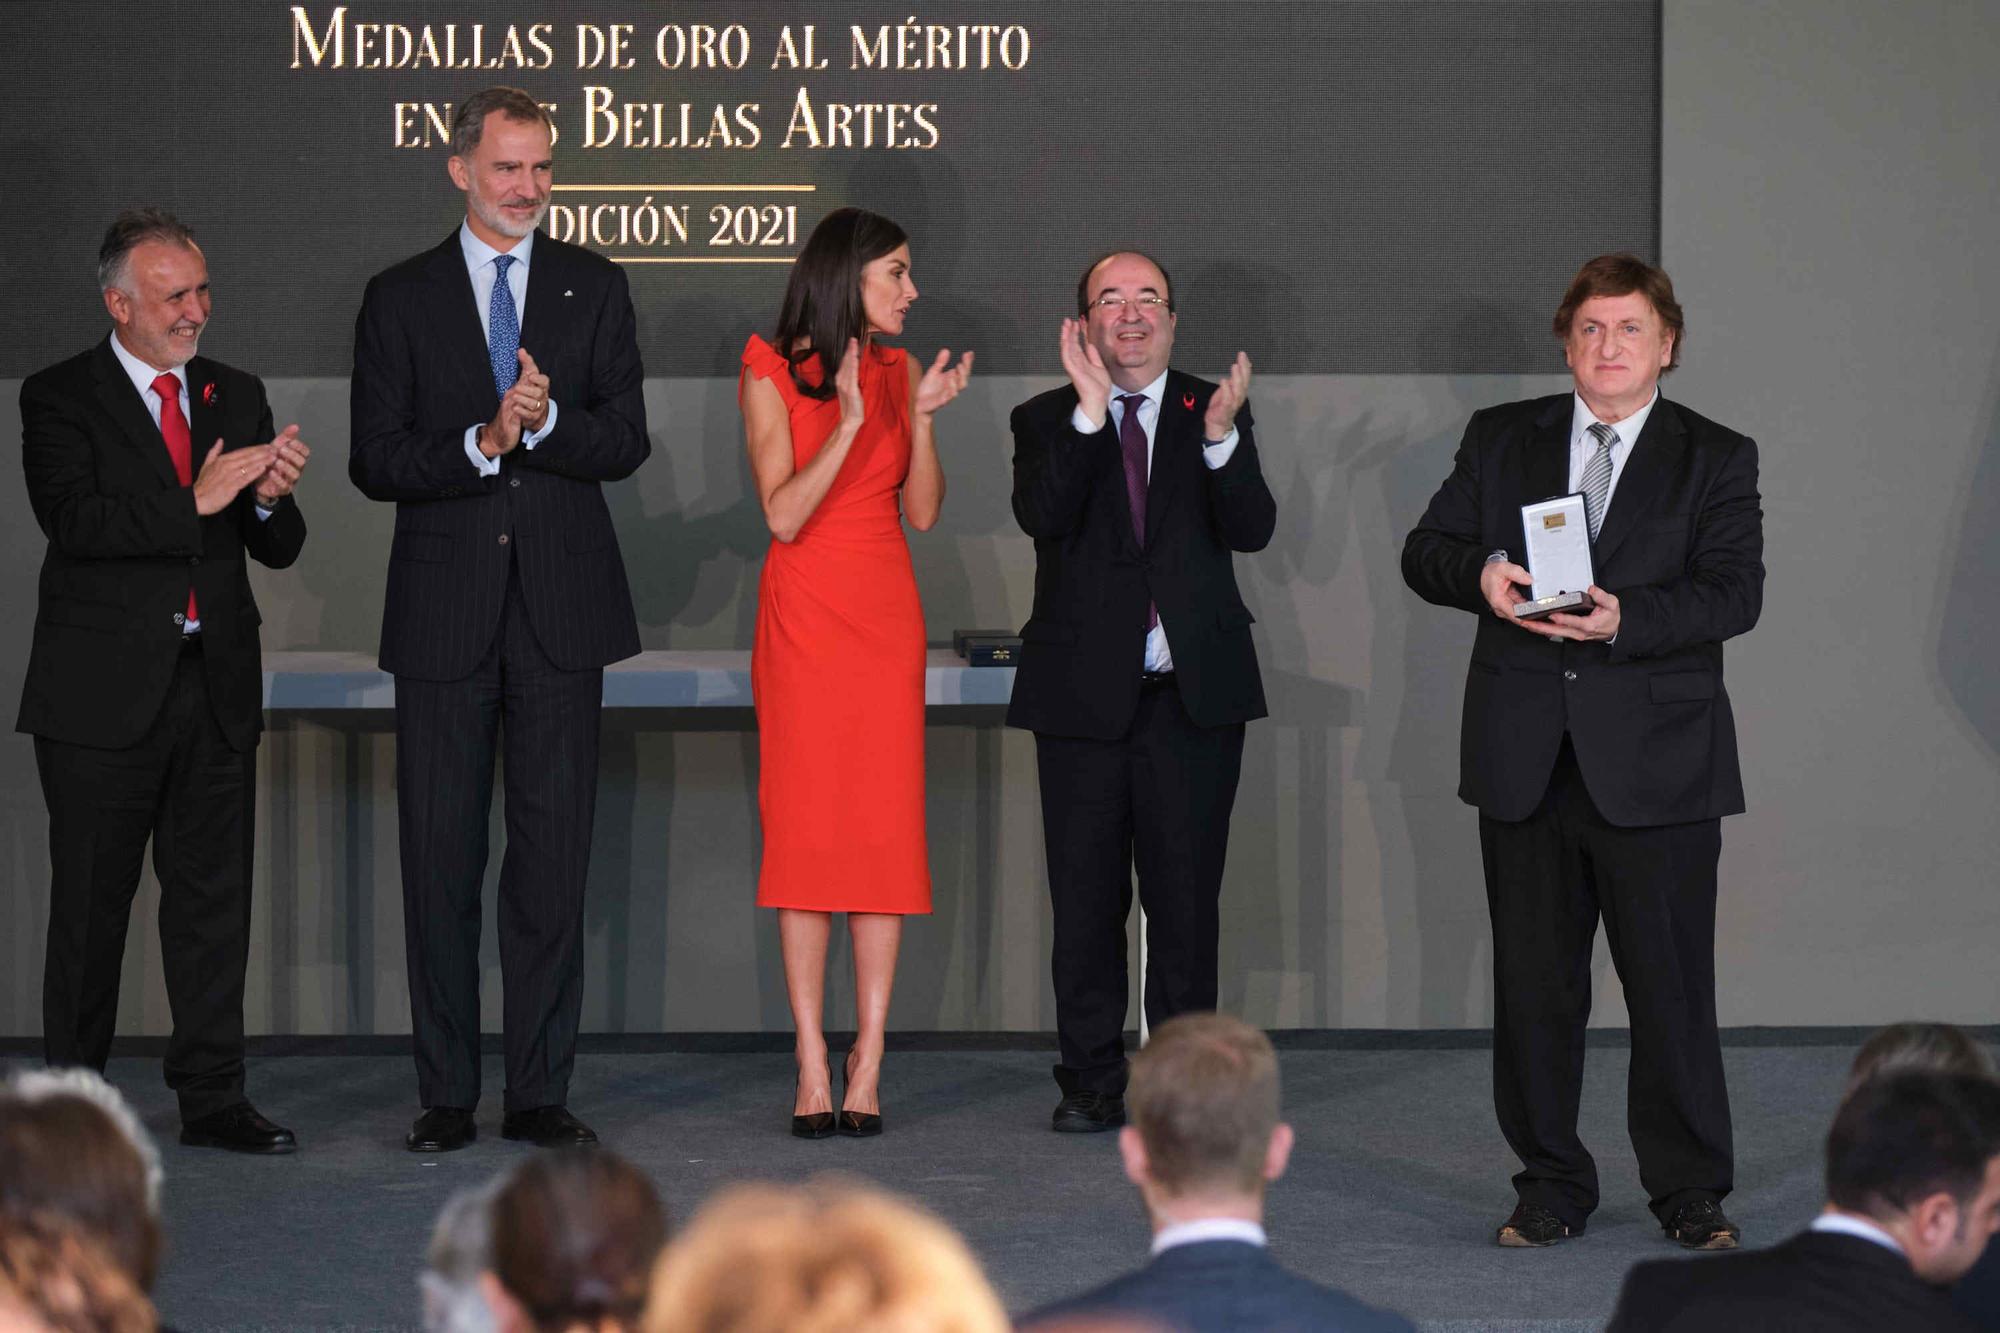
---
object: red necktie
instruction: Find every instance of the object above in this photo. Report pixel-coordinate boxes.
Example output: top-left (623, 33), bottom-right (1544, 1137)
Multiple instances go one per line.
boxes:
top-left (152, 373), bottom-right (198, 624)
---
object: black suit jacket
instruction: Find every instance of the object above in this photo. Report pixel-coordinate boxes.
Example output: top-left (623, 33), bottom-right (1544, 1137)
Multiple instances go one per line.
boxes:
top-left (16, 340), bottom-right (307, 752)
top-left (349, 230), bottom-right (648, 681)
top-left (1008, 373), bottom-right (1276, 739)
top-left (1023, 1239), bottom-right (1414, 1333)
top-left (1609, 1231), bottom-right (1979, 1333)
top-left (1401, 393), bottom-right (1763, 826)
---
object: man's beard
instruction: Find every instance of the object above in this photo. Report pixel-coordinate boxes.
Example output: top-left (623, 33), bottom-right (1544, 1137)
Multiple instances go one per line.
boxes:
top-left (478, 194), bottom-right (548, 239)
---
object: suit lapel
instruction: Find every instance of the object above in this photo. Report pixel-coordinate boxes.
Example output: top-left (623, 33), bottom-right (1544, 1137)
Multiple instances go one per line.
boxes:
top-left (90, 338), bottom-right (180, 488)
top-left (1146, 372), bottom-right (1197, 547)
top-left (1524, 396), bottom-right (1570, 506)
top-left (517, 231), bottom-right (563, 360)
top-left (1591, 397), bottom-right (1685, 568)
top-left (185, 356), bottom-right (223, 460)
top-left (429, 232), bottom-right (501, 407)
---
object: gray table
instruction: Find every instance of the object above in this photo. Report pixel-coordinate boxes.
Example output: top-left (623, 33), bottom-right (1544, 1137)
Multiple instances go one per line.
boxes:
top-left (261, 649), bottom-right (1015, 709)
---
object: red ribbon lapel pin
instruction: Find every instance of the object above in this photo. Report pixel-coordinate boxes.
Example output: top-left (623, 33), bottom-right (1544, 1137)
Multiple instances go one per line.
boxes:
top-left (1182, 392), bottom-right (1196, 410)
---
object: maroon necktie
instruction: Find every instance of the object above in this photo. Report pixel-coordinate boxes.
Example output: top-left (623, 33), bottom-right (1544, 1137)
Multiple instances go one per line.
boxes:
top-left (1116, 394), bottom-right (1159, 631)
top-left (152, 373), bottom-right (198, 624)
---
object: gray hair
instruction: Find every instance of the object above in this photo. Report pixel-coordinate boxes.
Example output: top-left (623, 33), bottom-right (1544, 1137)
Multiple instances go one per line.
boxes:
top-left (3, 1067), bottom-right (163, 1211)
top-left (450, 87), bottom-right (553, 158)
top-left (420, 1179), bottom-right (500, 1333)
top-left (97, 207), bottom-right (197, 294)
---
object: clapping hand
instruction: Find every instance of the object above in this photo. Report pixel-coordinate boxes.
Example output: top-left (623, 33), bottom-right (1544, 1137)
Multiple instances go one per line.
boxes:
top-left (1203, 352), bottom-right (1252, 441)
top-left (836, 338), bottom-right (866, 430)
top-left (505, 349), bottom-right (551, 434)
top-left (252, 425), bottom-right (311, 506)
top-left (1058, 318), bottom-right (1112, 426)
top-left (192, 439), bottom-right (277, 516)
top-left (914, 348), bottom-right (974, 416)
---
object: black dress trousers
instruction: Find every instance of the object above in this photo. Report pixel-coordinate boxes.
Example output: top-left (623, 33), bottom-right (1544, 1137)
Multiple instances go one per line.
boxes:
top-left (1479, 738), bottom-right (1733, 1227)
top-left (1035, 677), bottom-right (1245, 1097)
top-left (37, 642), bottom-right (255, 1122)
top-left (395, 560), bottom-right (603, 1115)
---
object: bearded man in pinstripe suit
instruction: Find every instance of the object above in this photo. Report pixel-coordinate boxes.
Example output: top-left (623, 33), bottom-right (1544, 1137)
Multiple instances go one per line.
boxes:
top-left (349, 87), bottom-right (650, 1153)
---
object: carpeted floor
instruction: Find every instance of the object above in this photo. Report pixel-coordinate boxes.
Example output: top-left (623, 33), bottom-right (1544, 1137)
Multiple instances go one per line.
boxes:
top-left (5, 1039), bottom-right (1859, 1332)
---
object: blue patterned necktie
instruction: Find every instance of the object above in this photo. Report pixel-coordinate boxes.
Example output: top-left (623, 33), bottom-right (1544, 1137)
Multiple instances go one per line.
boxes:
top-left (489, 254), bottom-right (520, 400)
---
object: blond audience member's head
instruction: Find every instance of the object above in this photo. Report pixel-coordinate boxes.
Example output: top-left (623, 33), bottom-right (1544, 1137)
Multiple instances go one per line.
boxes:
top-left (643, 1179), bottom-right (1007, 1333)
top-left (1122, 1012), bottom-right (1290, 1206)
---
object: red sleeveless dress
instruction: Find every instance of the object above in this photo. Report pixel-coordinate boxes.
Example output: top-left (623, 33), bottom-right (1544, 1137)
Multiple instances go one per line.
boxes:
top-left (741, 334), bottom-right (931, 913)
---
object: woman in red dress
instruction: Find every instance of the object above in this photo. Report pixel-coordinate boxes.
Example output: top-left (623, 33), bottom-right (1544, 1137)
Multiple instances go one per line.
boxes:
top-left (739, 208), bottom-right (973, 1137)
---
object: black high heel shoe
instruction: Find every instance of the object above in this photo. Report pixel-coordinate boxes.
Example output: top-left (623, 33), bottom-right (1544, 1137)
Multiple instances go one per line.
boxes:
top-left (839, 1050), bottom-right (883, 1138)
top-left (792, 1060), bottom-right (836, 1140)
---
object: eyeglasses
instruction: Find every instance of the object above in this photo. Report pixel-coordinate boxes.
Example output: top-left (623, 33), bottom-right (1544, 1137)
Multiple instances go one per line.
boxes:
top-left (1087, 295), bottom-right (1171, 314)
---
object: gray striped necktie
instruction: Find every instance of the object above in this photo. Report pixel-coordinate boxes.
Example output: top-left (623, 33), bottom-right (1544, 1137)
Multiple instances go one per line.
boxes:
top-left (1581, 422), bottom-right (1618, 541)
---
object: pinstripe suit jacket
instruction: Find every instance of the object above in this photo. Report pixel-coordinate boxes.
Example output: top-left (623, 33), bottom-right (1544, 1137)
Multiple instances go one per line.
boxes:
top-left (349, 230), bottom-right (649, 681)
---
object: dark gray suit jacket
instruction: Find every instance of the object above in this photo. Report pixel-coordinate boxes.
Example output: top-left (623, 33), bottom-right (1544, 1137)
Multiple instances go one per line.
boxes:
top-left (1022, 1239), bottom-right (1414, 1333)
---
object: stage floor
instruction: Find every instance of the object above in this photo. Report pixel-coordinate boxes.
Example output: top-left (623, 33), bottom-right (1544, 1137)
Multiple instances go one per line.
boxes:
top-left (23, 1039), bottom-right (1862, 1332)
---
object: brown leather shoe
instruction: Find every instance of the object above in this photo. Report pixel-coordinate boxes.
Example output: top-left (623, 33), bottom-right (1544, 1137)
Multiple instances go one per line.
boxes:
top-left (1496, 1201), bottom-right (1581, 1247)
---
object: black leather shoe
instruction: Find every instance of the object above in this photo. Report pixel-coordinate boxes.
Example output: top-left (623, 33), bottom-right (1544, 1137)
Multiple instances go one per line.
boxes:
top-left (838, 1051), bottom-right (883, 1137)
top-left (1052, 1091), bottom-right (1125, 1133)
top-left (1664, 1198), bottom-right (1741, 1250)
top-left (1496, 1201), bottom-right (1581, 1247)
top-left (793, 1061), bottom-right (836, 1140)
top-left (501, 1105), bottom-right (598, 1148)
top-left (180, 1102), bottom-right (297, 1155)
top-left (406, 1107), bottom-right (476, 1154)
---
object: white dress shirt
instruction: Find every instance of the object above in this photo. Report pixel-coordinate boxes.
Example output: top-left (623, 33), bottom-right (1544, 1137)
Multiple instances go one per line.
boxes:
top-left (1070, 370), bottom-right (1241, 672)
top-left (1151, 1217), bottom-right (1268, 1256)
top-left (1567, 387), bottom-right (1659, 505)
top-left (460, 222), bottom-right (556, 475)
top-left (1810, 1211), bottom-right (1905, 1256)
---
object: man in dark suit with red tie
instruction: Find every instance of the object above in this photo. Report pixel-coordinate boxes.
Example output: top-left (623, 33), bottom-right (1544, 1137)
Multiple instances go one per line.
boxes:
top-left (1009, 251), bottom-right (1276, 1132)
top-left (350, 87), bottom-right (649, 1153)
top-left (18, 208), bottom-right (310, 1154)
top-left (1403, 254), bottom-right (1765, 1250)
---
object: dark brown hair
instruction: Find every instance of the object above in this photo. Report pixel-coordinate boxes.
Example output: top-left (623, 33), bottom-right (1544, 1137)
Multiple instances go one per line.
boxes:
top-left (1846, 1022), bottom-right (1998, 1100)
top-left (1827, 1071), bottom-right (2000, 1219)
top-left (1551, 252), bottom-right (1684, 371)
top-left (772, 206), bottom-right (909, 401)
top-left (0, 1095), bottom-right (159, 1289)
top-left (489, 1150), bottom-right (667, 1332)
top-left (1127, 1012), bottom-right (1280, 1195)
top-left (1075, 250), bottom-right (1176, 317)
top-left (451, 86), bottom-right (554, 158)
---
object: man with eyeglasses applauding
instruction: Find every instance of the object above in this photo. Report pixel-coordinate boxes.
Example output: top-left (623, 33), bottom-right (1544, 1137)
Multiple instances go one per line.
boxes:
top-left (1007, 251), bottom-right (1277, 1134)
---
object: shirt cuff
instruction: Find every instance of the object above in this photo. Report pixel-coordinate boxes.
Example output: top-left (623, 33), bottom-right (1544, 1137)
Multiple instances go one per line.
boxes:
top-left (465, 426), bottom-right (500, 477)
top-left (522, 399), bottom-right (557, 449)
top-left (1070, 405), bottom-right (1108, 435)
top-left (1200, 427), bottom-right (1240, 469)
top-left (253, 502), bottom-right (276, 521)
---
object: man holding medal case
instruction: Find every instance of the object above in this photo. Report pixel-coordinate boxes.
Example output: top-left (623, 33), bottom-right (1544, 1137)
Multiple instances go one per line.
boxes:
top-left (1402, 254), bottom-right (1765, 1253)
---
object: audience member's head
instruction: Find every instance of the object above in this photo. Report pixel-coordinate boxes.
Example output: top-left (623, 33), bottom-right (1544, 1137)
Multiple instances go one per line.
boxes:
top-left (0, 1070), bottom-right (162, 1291)
top-left (1120, 1012), bottom-right (1293, 1224)
top-left (1826, 1070), bottom-right (2000, 1283)
top-left (479, 1150), bottom-right (666, 1333)
top-left (0, 1211), bottom-right (156, 1333)
top-left (643, 1178), bottom-right (1009, 1333)
top-left (422, 1179), bottom-right (501, 1333)
top-left (1846, 1021), bottom-right (1997, 1099)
